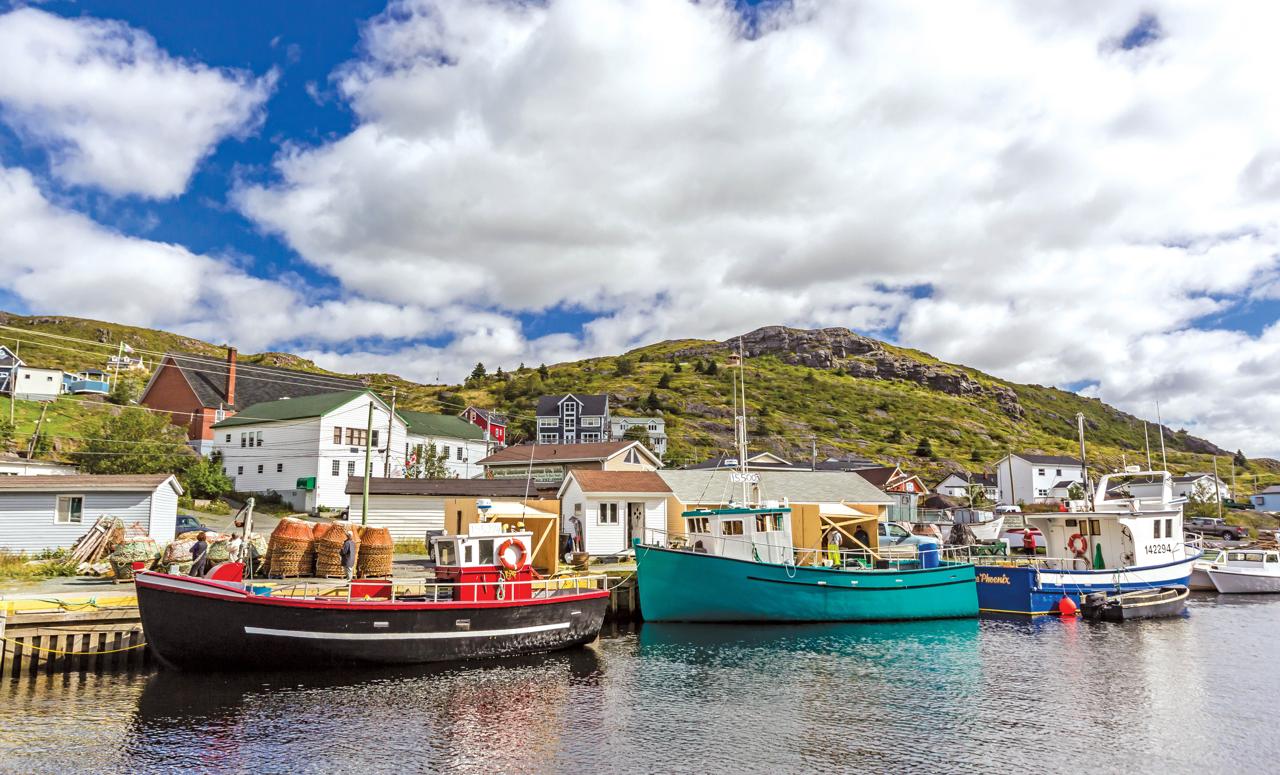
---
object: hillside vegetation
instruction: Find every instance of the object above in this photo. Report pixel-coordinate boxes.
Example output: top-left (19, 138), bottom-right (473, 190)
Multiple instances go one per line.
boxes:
top-left (1, 312), bottom-right (1275, 490)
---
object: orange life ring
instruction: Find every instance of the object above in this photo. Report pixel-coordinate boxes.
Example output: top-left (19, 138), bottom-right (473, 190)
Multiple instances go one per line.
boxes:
top-left (1067, 533), bottom-right (1088, 557)
top-left (498, 538), bottom-right (527, 571)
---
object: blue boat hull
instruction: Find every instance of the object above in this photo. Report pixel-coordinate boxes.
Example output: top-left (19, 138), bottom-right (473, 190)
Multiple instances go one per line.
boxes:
top-left (975, 554), bottom-right (1199, 616)
top-left (635, 543), bottom-right (978, 622)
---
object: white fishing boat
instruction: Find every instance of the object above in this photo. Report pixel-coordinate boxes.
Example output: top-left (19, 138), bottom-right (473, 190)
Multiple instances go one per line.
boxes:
top-left (1206, 549), bottom-right (1280, 594)
top-left (1188, 548), bottom-right (1226, 591)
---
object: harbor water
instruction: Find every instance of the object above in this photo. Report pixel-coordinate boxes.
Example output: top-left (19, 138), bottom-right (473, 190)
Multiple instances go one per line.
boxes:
top-left (2, 593), bottom-right (1277, 774)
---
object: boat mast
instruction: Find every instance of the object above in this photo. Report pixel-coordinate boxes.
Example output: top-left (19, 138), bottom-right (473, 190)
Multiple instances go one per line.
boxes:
top-left (1143, 421), bottom-right (1153, 469)
top-left (736, 337), bottom-right (750, 507)
top-left (1076, 412), bottom-right (1094, 507)
top-left (1155, 400), bottom-right (1168, 471)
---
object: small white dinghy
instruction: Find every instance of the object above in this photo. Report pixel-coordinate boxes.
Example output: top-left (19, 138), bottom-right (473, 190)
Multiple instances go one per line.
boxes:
top-left (1206, 549), bottom-right (1280, 594)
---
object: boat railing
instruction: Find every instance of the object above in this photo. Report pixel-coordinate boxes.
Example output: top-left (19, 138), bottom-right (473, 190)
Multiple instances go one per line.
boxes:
top-left (643, 529), bottom-right (972, 568)
top-left (257, 573), bottom-right (611, 603)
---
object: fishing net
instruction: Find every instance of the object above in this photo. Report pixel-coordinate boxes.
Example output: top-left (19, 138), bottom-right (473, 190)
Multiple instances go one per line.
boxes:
top-left (162, 538), bottom-right (196, 565)
top-left (109, 537), bottom-right (159, 579)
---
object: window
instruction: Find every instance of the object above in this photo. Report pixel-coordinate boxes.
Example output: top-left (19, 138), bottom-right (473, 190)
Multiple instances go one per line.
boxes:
top-left (240, 433), bottom-right (247, 448)
top-left (346, 428), bottom-right (368, 446)
top-left (333, 427), bottom-right (343, 444)
top-left (582, 416), bottom-right (600, 427)
top-left (1037, 468), bottom-right (1046, 476)
top-left (538, 433), bottom-right (557, 444)
top-left (574, 503), bottom-right (583, 517)
top-left (1089, 519), bottom-right (1102, 535)
top-left (276, 463), bottom-right (283, 473)
top-left (237, 466), bottom-right (244, 475)
top-left (538, 418), bottom-right (557, 428)
top-left (255, 431), bottom-right (263, 447)
top-left (347, 461), bottom-right (356, 476)
top-left (687, 516), bottom-right (710, 533)
top-left (332, 460), bottom-right (340, 476)
top-left (1055, 468), bottom-right (1062, 476)
top-left (625, 449), bottom-right (643, 464)
top-left (257, 465), bottom-right (264, 474)
top-left (1154, 520), bottom-right (1162, 539)
top-left (563, 402), bottom-right (577, 417)
top-left (455, 446), bottom-right (462, 460)
top-left (1165, 518), bottom-right (1173, 538)
top-left (721, 519), bottom-right (744, 536)
top-left (371, 430), bottom-right (380, 448)
top-left (648, 422), bottom-right (658, 431)
top-left (1036, 489), bottom-right (1048, 497)
top-left (55, 495), bottom-right (83, 524)
top-left (599, 503), bottom-right (619, 525)
top-left (772, 514), bottom-right (785, 531)
top-left (225, 434), bottom-right (231, 443)
top-left (755, 515), bottom-right (769, 532)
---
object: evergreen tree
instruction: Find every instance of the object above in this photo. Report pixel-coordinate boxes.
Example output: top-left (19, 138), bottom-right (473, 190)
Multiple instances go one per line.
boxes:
top-left (469, 363), bottom-right (487, 381)
top-left (614, 357), bottom-right (634, 376)
top-left (673, 361), bottom-right (683, 373)
top-left (914, 436), bottom-right (934, 457)
top-left (644, 390), bottom-right (662, 412)
top-left (657, 372), bottom-right (672, 389)
top-left (693, 360), bottom-right (706, 375)
top-left (1234, 449), bottom-right (1248, 468)
top-left (537, 363), bottom-right (550, 379)
top-left (705, 360), bottom-right (719, 376)
top-left (969, 448), bottom-right (983, 462)
top-left (885, 427), bottom-right (903, 444)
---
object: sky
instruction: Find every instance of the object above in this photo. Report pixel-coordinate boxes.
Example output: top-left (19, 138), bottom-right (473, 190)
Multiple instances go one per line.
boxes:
top-left (0, 1), bottom-right (1278, 456)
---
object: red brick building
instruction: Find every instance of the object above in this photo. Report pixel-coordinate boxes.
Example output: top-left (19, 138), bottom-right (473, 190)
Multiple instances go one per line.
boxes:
top-left (139, 348), bottom-right (364, 454)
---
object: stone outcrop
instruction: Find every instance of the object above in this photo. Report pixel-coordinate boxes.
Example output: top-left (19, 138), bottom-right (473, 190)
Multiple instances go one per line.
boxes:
top-left (677, 325), bottom-right (1027, 419)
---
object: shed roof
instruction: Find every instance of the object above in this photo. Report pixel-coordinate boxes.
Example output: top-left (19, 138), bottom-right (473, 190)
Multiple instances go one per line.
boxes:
top-left (400, 410), bottom-right (485, 440)
top-left (564, 470), bottom-right (671, 495)
top-left (344, 477), bottom-right (554, 497)
top-left (0, 474), bottom-right (181, 493)
top-left (659, 469), bottom-right (894, 506)
top-left (213, 390), bottom-right (371, 428)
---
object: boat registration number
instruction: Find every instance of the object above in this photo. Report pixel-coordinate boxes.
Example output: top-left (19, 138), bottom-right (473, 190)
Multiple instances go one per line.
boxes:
top-left (1145, 543), bottom-right (1179, 555)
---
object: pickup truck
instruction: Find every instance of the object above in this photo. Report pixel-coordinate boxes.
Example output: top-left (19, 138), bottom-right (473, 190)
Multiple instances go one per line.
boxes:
top-left (1184, 517), bottom-right (1246, 541)
top-left (175, 514), bottom-right (211, 534)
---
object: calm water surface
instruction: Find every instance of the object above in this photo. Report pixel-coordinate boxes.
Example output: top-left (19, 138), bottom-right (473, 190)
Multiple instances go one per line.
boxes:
top-left (2, 593), bottom-right (1277, 774)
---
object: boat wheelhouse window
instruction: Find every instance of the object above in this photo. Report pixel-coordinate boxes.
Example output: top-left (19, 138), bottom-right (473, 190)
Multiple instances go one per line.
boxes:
top-left (1089, 519), bottom-right (1101, 535)
top-left (1065, 519), bottom-right (1078, 527)
top-left (755, 515), bottom-right (769, 532)
top-left (464, 544), bottom-right (474, 564)
top-left (477, 539), bottom-right (495, 565)
top-left (686, 516), bottom-right (710, 533)
top-left (772, 514), bottom-right (785, 531)
top-left (1154, 520), bottom-right (1162, 539)
top-left (721, 520), bottom-right (744, 536)
top-left (1227, 552), bottom-right (1264, 563)
top-left (1165, 518), bottom-right (1173, 538)
top-left (437, 542), bottom-right (457, 566)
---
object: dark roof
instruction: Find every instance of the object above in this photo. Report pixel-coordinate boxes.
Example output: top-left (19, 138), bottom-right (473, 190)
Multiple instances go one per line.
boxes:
top-left (1015, 453), bottom-right (1082, 466)
top-left (213, 390), bottom-right (369, 428)
top-left (1050, 479), bottom-right (1078, 490)
top-left (686, 453), bottom-right (798, 470)
top-left (0, 474), bottom-right (180, 492)
top-left (972, 473), bottom-right (997, 487)
top-left (566, 471), bottom-right (671, 494)
top-left (852, 466), bottom-right (898, 488)
top-left (535, 393), bottom-right (608, 417)
top-left (400, 410), bottom-right (485, 440)
top-left (344, 477), bottom-right (554, 497)
top-left (463, 407), bottom-right (506, 425)
top-left (155, 352), bottom-right (364, 411)
top-left (479, 441), bottom-right (657, 466)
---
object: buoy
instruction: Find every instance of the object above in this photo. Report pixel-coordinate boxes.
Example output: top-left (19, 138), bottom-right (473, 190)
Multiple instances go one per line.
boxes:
top-left (1057, 595), bottom-right (1078, 616)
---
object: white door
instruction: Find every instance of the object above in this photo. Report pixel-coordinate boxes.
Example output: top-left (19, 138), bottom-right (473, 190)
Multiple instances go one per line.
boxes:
top-left (628, 502), bottom-right (645, 547)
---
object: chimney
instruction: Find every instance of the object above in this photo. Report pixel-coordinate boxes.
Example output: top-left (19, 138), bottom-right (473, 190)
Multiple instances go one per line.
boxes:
top-left (225, 346), bottom-right (237, 406)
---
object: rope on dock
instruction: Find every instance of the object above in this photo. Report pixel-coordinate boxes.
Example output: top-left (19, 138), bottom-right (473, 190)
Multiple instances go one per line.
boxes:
top-left (0, 634), bottom-right (147, 656)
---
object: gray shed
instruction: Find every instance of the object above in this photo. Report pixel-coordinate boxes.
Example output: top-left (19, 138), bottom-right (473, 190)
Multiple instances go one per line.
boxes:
top-left (0, 474), bottom-right (183, 553)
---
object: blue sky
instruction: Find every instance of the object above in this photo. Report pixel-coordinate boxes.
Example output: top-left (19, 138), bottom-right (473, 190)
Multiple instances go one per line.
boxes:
top-left (0, 1), bottom-right (1278, 454)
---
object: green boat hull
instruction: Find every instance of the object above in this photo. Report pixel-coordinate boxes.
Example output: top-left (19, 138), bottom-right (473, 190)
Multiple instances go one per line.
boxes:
top-left (635, 543), bottom-right (979, 622)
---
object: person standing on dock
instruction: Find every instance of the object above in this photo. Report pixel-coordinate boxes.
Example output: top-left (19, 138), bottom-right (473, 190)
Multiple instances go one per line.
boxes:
top-left (189, 532), bottom-right (211, 577)
top-left (340, 530), bottom-right (356, 582)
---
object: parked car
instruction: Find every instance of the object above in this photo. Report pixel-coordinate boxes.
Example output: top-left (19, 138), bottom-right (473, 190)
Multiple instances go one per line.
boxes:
top-left (175, 515), bottom-right (211, 534)
top-left (1184, 517), bottom-right (1246, 541)
top-left (880, 521), bottom-right (932, 546)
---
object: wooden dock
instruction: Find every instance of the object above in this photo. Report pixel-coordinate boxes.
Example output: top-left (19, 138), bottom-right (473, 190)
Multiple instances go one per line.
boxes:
top-left (0, 607), bottom-right (151, 680)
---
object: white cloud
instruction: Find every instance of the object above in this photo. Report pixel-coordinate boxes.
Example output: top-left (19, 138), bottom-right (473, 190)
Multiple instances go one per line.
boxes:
top-left (0, 8), bottom-right (274, 198)
top-left (0, 165), bottom-right (443, 350)
top-left (231, 0), bottom-right (1280, 455)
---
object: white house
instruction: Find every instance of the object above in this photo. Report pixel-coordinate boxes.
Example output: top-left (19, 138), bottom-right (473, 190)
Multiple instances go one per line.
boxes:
top-left (557, 470), bottom-right (671, 556)
top-left (212, 389), bottom-right (406, 512)
top-left (0, 454), bottom-right (77, 476)
top-left (1171, 473), bottom-right (1231, 503)
top-left (995, 453), bottom-right (1084, 505)
top-left (1252, 486), bottom-right (1280, 512)
top-left (936, 472), bottom-right (999, 501)
top-left (0, 474), bottom-right (181, 553)
top-left (609, 416), bottom-right (668, 456)
top-left (11, 366), bottom-right (64, 401)
top-left (399, 411), bottom-right (490, 479)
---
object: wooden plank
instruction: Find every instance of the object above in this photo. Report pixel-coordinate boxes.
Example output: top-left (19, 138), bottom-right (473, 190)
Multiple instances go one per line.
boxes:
top-left (4, 608), bottom-right (140, 627)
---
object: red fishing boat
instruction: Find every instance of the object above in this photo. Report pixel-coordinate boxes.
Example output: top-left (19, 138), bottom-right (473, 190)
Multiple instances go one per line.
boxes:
top-left (136, 525), bottom-right (609, 669)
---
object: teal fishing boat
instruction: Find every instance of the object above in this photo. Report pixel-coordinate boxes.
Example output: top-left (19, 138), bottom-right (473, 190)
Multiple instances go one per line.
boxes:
top-left (634, 506), bottom-right (978, 622)
top-left (633, 338), bottom-right (977, 623)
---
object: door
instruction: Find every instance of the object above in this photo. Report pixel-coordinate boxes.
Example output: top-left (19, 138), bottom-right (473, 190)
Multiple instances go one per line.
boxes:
top-left (627, 502), bottom-right (645, 547)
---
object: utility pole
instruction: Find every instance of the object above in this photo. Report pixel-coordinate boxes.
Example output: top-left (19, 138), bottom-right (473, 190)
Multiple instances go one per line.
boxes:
top-left (361, 401), bottom-right (373, 526)
top-left (384, 387), bottom-right (396, 478)
top-left (27, 402), bottom-right (48, 458)
top-left (1155, 400), bottom-right (1168, 471)
top-left (111, 341), bottom-right (123, 385)
top-left (1213, 456), bottom-right (1223, 520)
top-left (811, 435), bottom-right (817, 471)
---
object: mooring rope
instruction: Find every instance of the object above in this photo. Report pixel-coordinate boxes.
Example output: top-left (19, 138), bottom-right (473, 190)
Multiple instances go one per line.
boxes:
top-left (0, 634), bottom-right (147, 656)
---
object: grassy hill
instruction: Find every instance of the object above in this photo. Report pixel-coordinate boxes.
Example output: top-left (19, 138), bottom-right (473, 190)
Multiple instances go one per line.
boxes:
top-left (1, 311), bottom-right (1275, 491)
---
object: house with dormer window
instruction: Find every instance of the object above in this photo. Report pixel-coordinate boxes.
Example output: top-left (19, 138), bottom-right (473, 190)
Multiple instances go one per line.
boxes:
top-left (535, 393), bottom-right (610, 445)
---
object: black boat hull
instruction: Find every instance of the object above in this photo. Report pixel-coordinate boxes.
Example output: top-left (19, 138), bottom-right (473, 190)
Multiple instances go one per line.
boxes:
top-left (1081, 586), bottom-right (1189, 622)
top-left (136, 573), bottom-right (609, 670)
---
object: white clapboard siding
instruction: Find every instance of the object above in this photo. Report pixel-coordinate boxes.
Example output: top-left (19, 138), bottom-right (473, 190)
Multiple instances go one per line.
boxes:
top-left (353, 494), bottom-right (446, 542)
top-left (0, 491), bottom-right (159, 553)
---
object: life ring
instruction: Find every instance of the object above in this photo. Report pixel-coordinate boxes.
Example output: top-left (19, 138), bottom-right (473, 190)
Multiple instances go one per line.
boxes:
top-left (498, 538), bottom-right (526, 571)
top-left (1067, 533), bottom-right (1088, 557)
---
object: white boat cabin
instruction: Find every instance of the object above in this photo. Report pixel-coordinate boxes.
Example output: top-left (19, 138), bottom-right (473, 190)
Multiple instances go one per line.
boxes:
top-left (682, 505), bottom-right (793, 564)
top-left (432, 522), bottom-right (533, 570)
top-left (1027, 470), bottom-right (1188, 570)
top-left (1221, 549), bottom-right (1280, 569)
